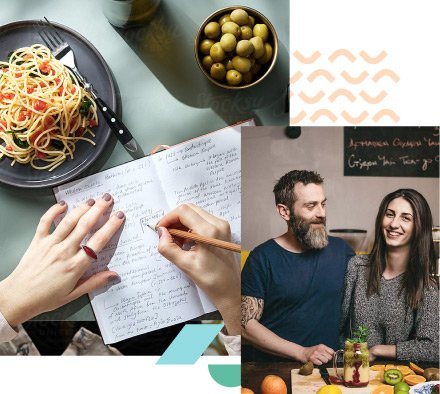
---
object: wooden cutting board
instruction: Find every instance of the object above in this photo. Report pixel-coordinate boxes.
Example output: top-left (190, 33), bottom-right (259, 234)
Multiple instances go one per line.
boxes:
top-left (291, 368), bottom-right (385, 394)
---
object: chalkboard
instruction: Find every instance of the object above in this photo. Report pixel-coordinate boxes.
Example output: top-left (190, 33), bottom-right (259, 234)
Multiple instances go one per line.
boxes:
top-left (344, 127), bottom-right (439, 177)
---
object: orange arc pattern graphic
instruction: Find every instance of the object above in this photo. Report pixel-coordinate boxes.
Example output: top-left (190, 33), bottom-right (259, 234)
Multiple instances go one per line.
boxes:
top-left (307, 69), bottom-right (335, 83)
top-left (359, 90), bottom-right (387, 104)
top-left (359, 50), bottom-right (388, 64)
top-left (340, 70), bottom-right (369, 84)
top-left (328, 89), bottom-right (356, 103)
top-left (290, 111), bottom-right (307, 123)
top-left (298, 91), bottom-right (325, 104)
top-left (372, 109), bottom-right (400, 122)
top-left (296, 49), bottom-right (388, 64)
top-left (310, 109), bottom-right (337, 122)
top-left (290, 71), bottom-right (303, 84)
top-left (328, 49), bottom-right (356, 63)
top-left (293, 50), bottom-right (321, 64)
top-left (341, 110), bottom-right (369, 124)
top-left (372, 69), bottom-right (400, 83)
top-left (290, 49), bottom-right (400, 124)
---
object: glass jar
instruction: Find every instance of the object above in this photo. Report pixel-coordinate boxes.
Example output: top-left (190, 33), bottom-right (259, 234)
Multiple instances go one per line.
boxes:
top-left (103, 0), bottom-right (161, 28)
top-left (333, 341), bottom-right (369, 387)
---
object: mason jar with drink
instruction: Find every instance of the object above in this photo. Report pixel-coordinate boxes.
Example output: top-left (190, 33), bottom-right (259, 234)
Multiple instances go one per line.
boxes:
top-left (333, 325), bottom-right (370, 387)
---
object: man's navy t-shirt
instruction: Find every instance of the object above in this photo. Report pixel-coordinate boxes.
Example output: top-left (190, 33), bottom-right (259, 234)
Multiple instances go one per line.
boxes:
top-left (241, 236), bottom-right (354, 351)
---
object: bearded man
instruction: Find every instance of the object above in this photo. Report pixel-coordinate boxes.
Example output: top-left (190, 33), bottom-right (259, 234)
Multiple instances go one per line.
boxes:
top-left (241, 170), bottom-right (354, 364)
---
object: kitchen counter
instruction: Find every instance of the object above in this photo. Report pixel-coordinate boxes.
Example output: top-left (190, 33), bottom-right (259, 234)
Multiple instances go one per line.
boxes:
top-left (242, 360), bottom-right (440, 394)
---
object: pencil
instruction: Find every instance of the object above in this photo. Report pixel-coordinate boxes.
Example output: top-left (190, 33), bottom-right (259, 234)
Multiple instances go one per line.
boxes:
top-left (147, 224), bottom-right (241, 253)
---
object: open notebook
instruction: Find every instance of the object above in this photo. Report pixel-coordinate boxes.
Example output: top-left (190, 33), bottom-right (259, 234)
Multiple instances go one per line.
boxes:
top-left (53, 120), bottom-right (252, 344)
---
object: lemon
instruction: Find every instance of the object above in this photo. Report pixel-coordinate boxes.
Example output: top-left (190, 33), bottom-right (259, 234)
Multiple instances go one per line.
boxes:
top-left (316, 385), bottom-right (343, 394)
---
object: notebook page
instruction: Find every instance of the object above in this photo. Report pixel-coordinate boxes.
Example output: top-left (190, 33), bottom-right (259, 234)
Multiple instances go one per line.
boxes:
top-left (151, 120), bottom-right (252, 311)
top-left (53, 121), bottom-right (248, 343)
top-left (53, 156), bottom-right (205, 344)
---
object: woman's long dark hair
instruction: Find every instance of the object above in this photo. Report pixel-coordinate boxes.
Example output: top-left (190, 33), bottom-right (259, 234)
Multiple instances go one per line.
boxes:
top-left (367, 189), bottom-right (437, 309)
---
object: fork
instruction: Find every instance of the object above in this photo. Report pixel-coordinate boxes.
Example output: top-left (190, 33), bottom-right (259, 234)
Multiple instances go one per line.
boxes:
top-left (36, 17), bottom-right (145, 160)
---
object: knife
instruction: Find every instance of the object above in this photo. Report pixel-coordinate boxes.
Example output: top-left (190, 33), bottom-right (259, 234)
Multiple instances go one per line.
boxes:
top-left (94, 97), bottom-right (145, 159)
top-left (78, 76), bottom-right (145, 160)
top-left (319, 366), bottom-right (332, 385)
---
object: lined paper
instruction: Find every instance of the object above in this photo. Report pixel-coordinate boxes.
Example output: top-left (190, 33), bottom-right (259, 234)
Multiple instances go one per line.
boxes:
top-left (53, 120), bottom-right (251, 343)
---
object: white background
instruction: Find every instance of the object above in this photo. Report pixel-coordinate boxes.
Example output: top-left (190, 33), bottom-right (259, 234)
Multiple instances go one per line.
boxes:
top-left (290, 0), bottom-right (440, 125)
top-left (0, 356), bottom-right (241, 393)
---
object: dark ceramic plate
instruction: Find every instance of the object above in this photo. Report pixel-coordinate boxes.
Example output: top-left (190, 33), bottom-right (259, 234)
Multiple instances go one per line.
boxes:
top-left (0, 20), bottom-right (118, 188)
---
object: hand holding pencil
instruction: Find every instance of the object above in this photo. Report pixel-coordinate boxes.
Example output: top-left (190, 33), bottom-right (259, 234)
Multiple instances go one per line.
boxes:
top-left (148, 225), bottom-right (241, 253)
top-left (155, 204), bottom-right (241, 336)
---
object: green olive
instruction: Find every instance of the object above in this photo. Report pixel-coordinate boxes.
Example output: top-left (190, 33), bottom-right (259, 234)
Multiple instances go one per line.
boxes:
top-left (248, 15), bottom-right (255, 28)
top-left (253, 23), bottom-right (269, 42)
top-left (250, 62), bottom-right (261, 75)
top-left (202, 55), bottom-right (214, 70)
top-left (218, 13), bottom-right (231, 26)
top-left (236, 40), bottom-right (253, 57)
top-left (221, 21), bottom-right (240, 37)
top-left (199, 39), bottom-right (215, 55)
top-left (230, 9), bottom-right (249, 26)
top-left (240, 25), bottom-right (253, 40)
top-left (210, 63), bottom-right (226, 81)
top-left (242, 71), bottom-right (253, 84)
top-left (204, 21), bottom-right (221, 39)
top-left (257, 42), bottom-right (273, 64)
top-left (220, 33), bottom-right (237, 52)
top-left (232, 55), bottom-right (251, 73)
top-left (250, 36), bottom-right (264, 58)
top-left (210, 42), bottom-right (226, 62)
top-left (226, 69), bottom-right (243, 86)
top-left (224, 59), bottom-right (234, 70)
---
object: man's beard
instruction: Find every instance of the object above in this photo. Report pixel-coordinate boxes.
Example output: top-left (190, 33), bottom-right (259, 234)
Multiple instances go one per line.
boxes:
top-left (289, 214), bottom-right (328, 250)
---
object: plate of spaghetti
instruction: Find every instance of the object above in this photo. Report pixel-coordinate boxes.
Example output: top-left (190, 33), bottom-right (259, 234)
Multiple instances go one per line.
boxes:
top-left (0, 21), bottom-right (118, 188)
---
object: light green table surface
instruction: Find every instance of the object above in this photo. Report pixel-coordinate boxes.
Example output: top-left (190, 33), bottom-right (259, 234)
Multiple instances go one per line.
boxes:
top-left (0, 0), bottom-right (289, 320)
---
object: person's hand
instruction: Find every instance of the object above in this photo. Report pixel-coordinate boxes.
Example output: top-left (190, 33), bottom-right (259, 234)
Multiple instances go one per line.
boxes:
top-left (300, 344), bottom-right (334, 365)
top-left (0, 194), bottom-right (125, 327)
top-left (368, 344), bottom-right (395, 361)
top-left (369, 345), bottom-right (381, 361)
top-left (156, 204), bottom-right (240, 335)
top-left (369, 346), bottom-right (377, 362)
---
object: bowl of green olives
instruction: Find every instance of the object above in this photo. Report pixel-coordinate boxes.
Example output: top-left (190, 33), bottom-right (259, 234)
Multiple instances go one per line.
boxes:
top-left (195, 6), bottom-right (278, 89)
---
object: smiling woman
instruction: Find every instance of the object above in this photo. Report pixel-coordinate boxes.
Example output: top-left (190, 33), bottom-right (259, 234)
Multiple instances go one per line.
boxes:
top-left (341, 189), bottom-right (439, 362)
top-left (382, 197), bottom-right (415, 251)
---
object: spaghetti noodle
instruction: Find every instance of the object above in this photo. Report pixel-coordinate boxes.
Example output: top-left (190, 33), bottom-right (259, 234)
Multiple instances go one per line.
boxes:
top-left (0, 44), bottom-right (98, 171)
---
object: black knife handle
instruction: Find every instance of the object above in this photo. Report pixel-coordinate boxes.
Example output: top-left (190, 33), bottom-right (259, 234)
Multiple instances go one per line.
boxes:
top-left (95, 98), bottom-right (133, 145)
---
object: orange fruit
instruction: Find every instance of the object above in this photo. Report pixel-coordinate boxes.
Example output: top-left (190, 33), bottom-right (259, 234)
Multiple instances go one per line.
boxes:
top-left (241, 389), bottom-right (255, 394)
top-left (396, 366), bottom-right (413, 376)
top-left (375, 372), bottom-right (384, 382)
top-left (372, 384), bottom-right (394, 394)
top-left (386, 364), bottom-right (397, 371)
top-left (371, 365), bottom-right (386, 371)
top-left (369, 378), bottom-right (385, 386)
top-left (261, 375), bottom-right (287, 394)
top-left (404, 375), bottom-right (426, 386)
top-left (409, 362), bottom-right (425, 375)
